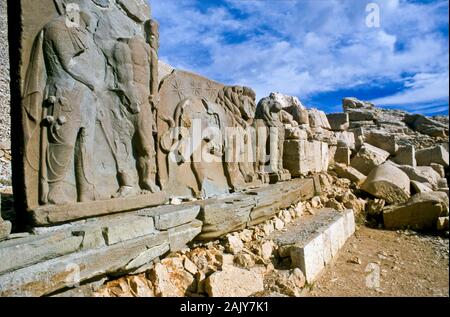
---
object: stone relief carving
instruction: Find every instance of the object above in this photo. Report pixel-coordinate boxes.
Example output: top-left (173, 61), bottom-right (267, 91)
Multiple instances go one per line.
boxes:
top-left (16, 0), bottom-right (293, 222)
top-left (21, 0), bottom-right (160, 209)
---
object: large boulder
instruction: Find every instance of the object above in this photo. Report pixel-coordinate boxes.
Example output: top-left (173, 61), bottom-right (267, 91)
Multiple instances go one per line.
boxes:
top-left (361, 163), bottom-right (410, 204)
top-left (415, 145), bottom-right (449, 168)
top-left (383, 192), bottom-right (449, 230)
top-left (205, 266), bottom-right (264, 297)
top-left (350, 143), bottom-right (390, 175)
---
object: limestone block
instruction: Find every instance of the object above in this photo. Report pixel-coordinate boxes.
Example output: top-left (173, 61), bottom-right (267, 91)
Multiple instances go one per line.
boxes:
top-left (415, 145), bottom-right (449, 167)
top-left (334, 163), bottom-right (367, 186)
top-left (365, 131), bottom-right (398, 155)
top-left (139, 205), bottom-right (201, 230)
top-left (334, 147), bottom-right (351, 165)
top-left (350, 143), bottom-right (390, 175)
top-left (327, 113), bottom-right (349, 131)
top-left (393, 145), bottom-right (416, 167)
top-left (168, 220), bottom-right (202, 251)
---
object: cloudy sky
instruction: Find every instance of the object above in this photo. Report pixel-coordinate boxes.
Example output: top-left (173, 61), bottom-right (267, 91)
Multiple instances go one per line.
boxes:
top-left (151, 0), bottom-right (449, 115)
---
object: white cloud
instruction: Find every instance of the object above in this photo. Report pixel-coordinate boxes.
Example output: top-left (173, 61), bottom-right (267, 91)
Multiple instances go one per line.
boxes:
top-left (150, 0), bottom-right (449, 113)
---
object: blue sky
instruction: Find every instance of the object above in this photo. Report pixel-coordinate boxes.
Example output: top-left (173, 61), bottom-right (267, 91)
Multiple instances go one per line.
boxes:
top-left (150, 0), bottom-right (449, 115)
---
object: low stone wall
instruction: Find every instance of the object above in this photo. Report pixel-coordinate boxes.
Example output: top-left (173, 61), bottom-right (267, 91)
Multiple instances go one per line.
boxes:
top-left (0, 177), bottom-right (317, 296)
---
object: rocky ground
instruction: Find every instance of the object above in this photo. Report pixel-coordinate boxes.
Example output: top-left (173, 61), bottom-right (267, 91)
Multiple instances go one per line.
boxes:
top-left (309, 226), bottom-right (449, 297)
top-left (92, 171), bottom-right (449, 297)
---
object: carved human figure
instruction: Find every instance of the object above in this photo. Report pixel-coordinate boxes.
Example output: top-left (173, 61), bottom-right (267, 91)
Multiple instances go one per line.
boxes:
top-left (216, 86), bottom-right (258, 189)
top-left (111, 35), bottom-right (160, 196)
top-left (38, 3), bottom-right (106, 204)
top-left (254, 94), bottom-right (289, 179)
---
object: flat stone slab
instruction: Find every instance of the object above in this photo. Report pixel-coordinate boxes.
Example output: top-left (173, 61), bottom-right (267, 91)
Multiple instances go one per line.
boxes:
top-left (197, 178), bottom-right (316, 239)
top-left (31, 191), bottom-right (168, 226)
top-left (0, 233), bottom-right (169, 297)
top-left (272, 209), bottom-right (355, 283)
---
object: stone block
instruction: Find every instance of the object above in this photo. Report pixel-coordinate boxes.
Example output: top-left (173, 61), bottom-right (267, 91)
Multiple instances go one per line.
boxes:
top-left (334, 147), bottom-right (351, 165)
top-left (365, 131), bottom-right (398, 155)
top-left (393, 145), bottom-right (416, 167)
top-left (415, 145), bottom-right (449, 167)
top-left (334, 163), bottom-right (367, 186)
top-left (327, 113), bottom-right (349, 131)
top-left (168, 220), bottom-right (202, 251)
top-left (139, 205), bottom-right (201, 230)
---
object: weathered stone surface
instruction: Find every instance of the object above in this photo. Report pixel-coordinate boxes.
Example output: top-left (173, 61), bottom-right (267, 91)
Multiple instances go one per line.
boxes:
top-left (334, 164), bottom-right (366, 185)
top-left (397, 165), bottom-right (442, 190)
top-left (308, 109), bottom-right (331, 129)
top-left (148, 262), bottom-right (195, 297)
top-left (334, 147), bottom-right (351, 165)
top-left (343, 97), bottom-right (375, 111)
top-left (411, 181), bottom-right (433, 194)
top-left (393, 145), bottom-right (416, 167)
top-left (437, 217), bottom-right (449, 231)
top-left (225, 234), bottom-right (244, 255)
top-left (168, 220), bottom-right (202, 251)
top-left (0, 231), bottom-right (83, 274)
top-left (335, 131), bottom-right (356, 150)
top-left (361, 163), bottom-right (410, 204)
top-left (415, 145), bottom-right (449, 168)
top-left (102, 216), bottom-right (155, 246)
top-left (430, 163), bottom-right (445, 178)
top-left (197, 194), bottom-right (254, 240)
top-left (139, 205), bottom-right (201, 230)
top-left (0, 233), bottom-right (169, 297)
top-left (346, 109), bottom-right (376, 122)
top-left (0, 219), bottom-right (11, 241)
top-left (350, 143), bottom-right (390, 175)
top-left (365, 131), bottom-right (398, 155)
top-left (383, 192), bottom-right (449, 230)
top-left (31, 192), bottom-right (168, 226)
top-left (205, 266), bottom-right (264, 297)
top-left (272, 209), bottom-right (354, 283)
top-left (284, 140), bottom-right (329, 176)
top-left (327, 113), bottom-right (349, 131)
top-left (404, 114), bottom-right (448, 137)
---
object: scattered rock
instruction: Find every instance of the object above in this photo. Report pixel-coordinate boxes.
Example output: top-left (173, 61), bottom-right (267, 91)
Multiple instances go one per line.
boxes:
top-left (205, 266), bottom-right (264, 297)
top-left (225, 234), bottom-right (244, 255)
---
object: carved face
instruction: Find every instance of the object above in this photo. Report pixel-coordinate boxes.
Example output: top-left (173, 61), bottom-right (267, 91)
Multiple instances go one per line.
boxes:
top-left (92, 0), bottom-right (110, 8)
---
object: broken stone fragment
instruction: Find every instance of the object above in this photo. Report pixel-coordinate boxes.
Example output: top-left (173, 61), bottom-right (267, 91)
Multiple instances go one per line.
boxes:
top-left (334, 163), bottom-right (367, 186)
top-left (350, 143), bottom-right (390, 175)
top-left (225, 234), bottom-right (244, 255)
top-left (383, 191), bottom-right (449, 230)
top-left (205, 266), bottom-right (264, 297)
top-left (361, 162), bottom-right (411, 204)
top-left (437, 217), bottom-right (449, 231)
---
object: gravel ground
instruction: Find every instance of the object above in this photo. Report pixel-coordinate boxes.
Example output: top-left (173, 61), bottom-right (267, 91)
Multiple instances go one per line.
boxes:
top-left (0, 0), bottom-right (10, 144)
